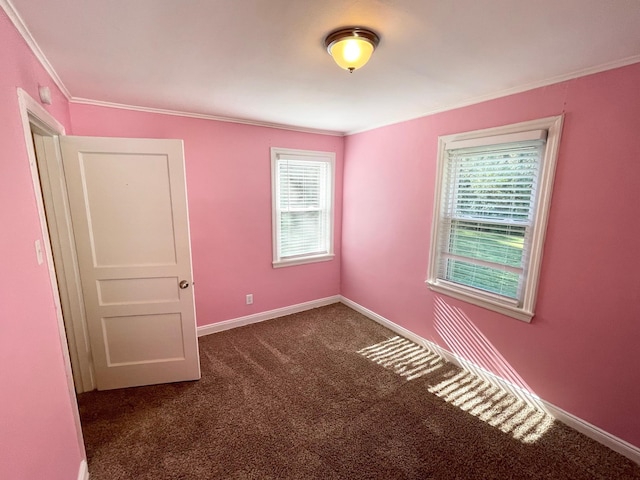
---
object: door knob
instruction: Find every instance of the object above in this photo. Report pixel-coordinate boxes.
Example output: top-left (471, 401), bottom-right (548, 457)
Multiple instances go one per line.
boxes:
top-left (179, 280), bottom-right (190, 289)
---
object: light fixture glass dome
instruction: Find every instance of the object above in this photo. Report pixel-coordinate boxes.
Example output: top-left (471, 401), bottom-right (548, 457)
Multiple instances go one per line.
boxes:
top-left (324, 27), bottom-right (380, 72)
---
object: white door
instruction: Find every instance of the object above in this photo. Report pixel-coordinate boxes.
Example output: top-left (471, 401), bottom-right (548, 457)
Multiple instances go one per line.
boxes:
top-left (59, 136), bottom-right (200, 390)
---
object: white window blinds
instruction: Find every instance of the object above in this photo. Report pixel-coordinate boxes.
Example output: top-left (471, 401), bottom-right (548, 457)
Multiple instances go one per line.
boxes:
top-left (428, 117), bottom-right (563, 321)
top-left (277, 159), bottom-right (329, 258)
top-left (436, 131), bottom-right (547, 301)
top-left (271, 148), bottom-right (335, 267)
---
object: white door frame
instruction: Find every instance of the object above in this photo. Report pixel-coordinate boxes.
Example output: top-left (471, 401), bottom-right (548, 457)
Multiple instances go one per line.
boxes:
top-left (32, 132), bottom-right (95, 393)
top-left (17, 88), bottom-right (87, 460)
top-left (19, 90), bottom-right (95, 393)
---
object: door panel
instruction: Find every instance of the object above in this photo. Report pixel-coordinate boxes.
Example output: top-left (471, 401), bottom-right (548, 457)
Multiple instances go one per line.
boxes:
top-left (79, 152), bottom-right (177, 266)
top-left (97, 277), bottom-right (180, 305)
top-left (102, 313), bottom-right (185, 365)
top-left (60, 136), bottom-right (200, 390)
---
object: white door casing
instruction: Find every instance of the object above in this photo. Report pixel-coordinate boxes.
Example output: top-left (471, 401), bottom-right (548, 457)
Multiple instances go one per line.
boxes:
top-left (32, 133), bottom-right (95, 393)
top-left (59, 136), bottom-right (200, 390)
top-left (18, 88), bottom-right (87, 461)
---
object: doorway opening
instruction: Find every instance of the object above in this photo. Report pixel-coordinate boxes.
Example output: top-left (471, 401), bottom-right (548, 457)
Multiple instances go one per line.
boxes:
top-left (17, 87), bottom-right (88, 462)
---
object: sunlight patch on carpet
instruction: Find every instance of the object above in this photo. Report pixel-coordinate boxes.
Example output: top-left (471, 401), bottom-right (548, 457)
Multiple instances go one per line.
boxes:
top-left (357, 336), bottom-right (445, 380)
top-left (428, 370), bottom-right (555, 443)
top-left (358, 336), bottom-right (554, 444)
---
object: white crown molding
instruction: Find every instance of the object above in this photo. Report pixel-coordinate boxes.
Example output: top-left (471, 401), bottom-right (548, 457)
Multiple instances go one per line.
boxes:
top-left (4, 0), bottom-right (638, 139)
top-left (340, 296), bottom-right (640, 465)
top-left (74, 53), bottom-right (639, 139)
top-left (69, 97), bottom-right (345, 137)
top-left (2, 0), bottom-right (341, 136)
top-left (197, 295), bottom-right (341, 337)
top-left (347, 55), bottom-right (640, 136)
top-left (1, 0), bottom-right (71, 99)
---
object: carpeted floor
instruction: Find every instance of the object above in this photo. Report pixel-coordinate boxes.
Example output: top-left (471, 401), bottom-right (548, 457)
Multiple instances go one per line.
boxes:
top-left (77, 303), bottom-right (640, 479)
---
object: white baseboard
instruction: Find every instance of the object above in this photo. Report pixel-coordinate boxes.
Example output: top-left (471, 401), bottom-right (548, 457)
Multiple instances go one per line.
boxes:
top-left (77, 459), bottom-right (88, 480)
top-left (197, 295), bottom-right (341, 337)
top-left (340, 296), bottom-right (640, 465)
top-left (542, 403), bottom-right (640, 465)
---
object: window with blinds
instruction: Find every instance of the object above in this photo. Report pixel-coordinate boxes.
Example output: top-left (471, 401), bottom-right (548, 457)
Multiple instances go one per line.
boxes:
top-left (427, 117), bottom-right (563, 322)
top-left (271, 148), bottom-right (335, 267)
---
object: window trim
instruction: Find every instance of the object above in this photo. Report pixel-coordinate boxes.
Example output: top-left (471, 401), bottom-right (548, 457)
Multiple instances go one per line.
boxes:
top-left (271, 147), bottom-right (336, 268)
top-left (426, 115), bottom-right (564, 322)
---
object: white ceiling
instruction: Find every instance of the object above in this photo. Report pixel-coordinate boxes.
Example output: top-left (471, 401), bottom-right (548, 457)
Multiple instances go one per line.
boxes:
top-left (7, 0), bottom-right (640, 134)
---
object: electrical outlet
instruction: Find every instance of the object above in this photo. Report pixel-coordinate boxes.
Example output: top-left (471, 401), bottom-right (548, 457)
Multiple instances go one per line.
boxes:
top-left (246, 294), bottom-right (253, 305)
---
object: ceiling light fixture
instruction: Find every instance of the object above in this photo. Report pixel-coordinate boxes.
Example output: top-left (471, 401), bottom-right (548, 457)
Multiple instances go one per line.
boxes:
top-left (324, 27), bottom-right (380, 73)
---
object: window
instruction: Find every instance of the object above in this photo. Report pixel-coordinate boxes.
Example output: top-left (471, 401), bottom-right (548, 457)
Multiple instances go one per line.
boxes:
top-left (271, 147), bottom-right (335, 268)
top-left (427, 116), bottom-right (563, 322)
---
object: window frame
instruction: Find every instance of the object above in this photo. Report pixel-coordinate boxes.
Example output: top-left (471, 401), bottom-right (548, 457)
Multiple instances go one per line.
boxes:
top-left (426, 116), bottom-right (564, 322)
top-left (271, 147), bottom-right (336, 268)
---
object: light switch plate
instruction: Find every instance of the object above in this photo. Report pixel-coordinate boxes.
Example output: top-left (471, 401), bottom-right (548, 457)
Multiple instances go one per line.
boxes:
top-left (35, 239), bottom-right (44, 265)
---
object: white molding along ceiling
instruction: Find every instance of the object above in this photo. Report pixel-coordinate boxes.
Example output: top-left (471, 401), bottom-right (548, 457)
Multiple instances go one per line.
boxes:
top-left (70, 97), bottom-right (345, 137)
top-left (3, 0), bottom-right (640, 134)
top-left (2, 0), bottom-right (70, 98)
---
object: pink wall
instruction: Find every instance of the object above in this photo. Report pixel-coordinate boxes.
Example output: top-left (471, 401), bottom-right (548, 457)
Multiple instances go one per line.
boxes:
top-left (0, 10), bottom-right (84, 480)
top-left (68, 105), bottom-right (344, 326)
top-left (342, 63), bottom-right (640, 447)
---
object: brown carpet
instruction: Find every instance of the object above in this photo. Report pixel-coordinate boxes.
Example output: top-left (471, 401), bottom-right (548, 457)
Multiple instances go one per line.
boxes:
top-left (78, 303), bottom-right (640, 479)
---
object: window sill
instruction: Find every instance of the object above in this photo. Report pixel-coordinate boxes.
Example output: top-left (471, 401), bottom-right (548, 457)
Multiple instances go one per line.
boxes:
top-left (273, 253), bottom-right (335, 268)
top-left (426, 280), bottom-right (534, 323)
